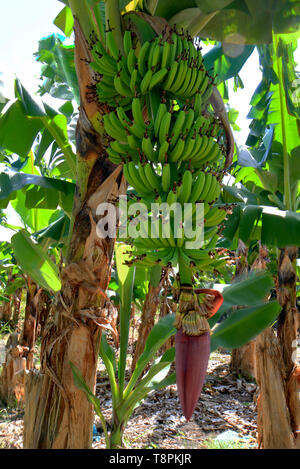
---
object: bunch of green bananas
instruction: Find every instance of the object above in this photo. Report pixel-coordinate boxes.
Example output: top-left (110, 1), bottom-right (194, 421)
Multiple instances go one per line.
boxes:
top-left (103, 96), bottom-right (224, 168)
top-left (90, 28), bottom-right (213, 108)
top-left (90, 27), bottom-right (229, 278)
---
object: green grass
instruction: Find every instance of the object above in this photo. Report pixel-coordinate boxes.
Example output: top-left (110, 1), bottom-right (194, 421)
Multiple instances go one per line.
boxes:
top-left (202, 437), bottom-right (249, 449)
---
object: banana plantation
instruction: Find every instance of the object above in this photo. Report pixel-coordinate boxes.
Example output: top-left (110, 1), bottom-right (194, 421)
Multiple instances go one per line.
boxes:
top-left (0, 0), bottom-right (300, 451)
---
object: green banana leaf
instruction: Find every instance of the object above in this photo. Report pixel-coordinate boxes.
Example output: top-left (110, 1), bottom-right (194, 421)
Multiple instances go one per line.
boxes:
top-left (244, 39), bottom-right (300, 211)
top-left (11, 230), bottom-right (61, 292)
top-left (0, 101), bottom-right (43, 159)
top-left (119, 352), bottom-right (175, 422)
top-left (208, 270), bottom-right (275, 326)
top-left (0, 168), bottom-right (75, 201)
top-left (123, 313), bottom-right (176, 398)
top-left (210, 300), bottom-right (281, 351)
top-left (99, 333), bottom-right (119, 407)
top-left (151, 0), bottom-right (300, 43)
top-left (203, 44), bottom-right (255, 86)
top-left (16, 79), bottom-right (76, 177)
top-left (115, 243), bottom-right (136, 393)
top-left (54, 6), bottom-right (74, 37)
top-left (34, 213), bottom-right (70, 242)
top-left (221, 204), bottom-right (300, 248)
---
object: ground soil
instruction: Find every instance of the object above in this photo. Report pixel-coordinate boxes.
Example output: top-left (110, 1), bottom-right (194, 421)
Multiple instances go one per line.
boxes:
top-left (0, 344), bottom-right (258, 449)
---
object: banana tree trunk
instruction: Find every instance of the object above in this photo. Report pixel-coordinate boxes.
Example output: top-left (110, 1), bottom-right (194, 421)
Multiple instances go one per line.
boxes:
top-left (256, 247), bottom-right (300, 448)
top-left (23, 142), bottom-right (125, 449)
top-left (230, 241), bottom-right (256, 378)
top-left (0, 278), bottom-right (37, 404)
top-left (0, 298), bottom-right (12, 323)
top-left (11, 288), bottom-right (23, 329)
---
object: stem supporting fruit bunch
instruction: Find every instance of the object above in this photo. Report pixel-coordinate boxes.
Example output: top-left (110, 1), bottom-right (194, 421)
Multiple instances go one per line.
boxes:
top-left (90, 18), bottom-right (230, 420)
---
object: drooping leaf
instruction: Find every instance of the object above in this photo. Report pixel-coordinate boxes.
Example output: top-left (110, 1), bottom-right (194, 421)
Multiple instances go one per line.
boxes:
top-left (11, 230), bottom-right (61, 292)
top-left (54, 6), bottom-right (74, 37)
top-left (204, 44), bottom-right (254, 85)
top-left (239, 205), bottom-right (262, 243)
top-left (0, 167), bottom-right (75, 203)
top-left (209, 270), bottom-right (275, 327)
top-left (210, 300), bottom-right (281, 351)
top-left (124, 313), bottom-right (176, 398)
top-left (152, 0), bottom-right (300, 43)
top-left (34, 213), bottom-right (70, 242)
top-left (0, 101), bottom-right (43, 158)
top-left (261, 209), bottom-right (300, 248)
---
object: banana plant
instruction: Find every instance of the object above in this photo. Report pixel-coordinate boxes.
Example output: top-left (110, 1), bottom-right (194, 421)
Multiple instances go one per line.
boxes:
top-left (19, 0), bottom-right (300, 449)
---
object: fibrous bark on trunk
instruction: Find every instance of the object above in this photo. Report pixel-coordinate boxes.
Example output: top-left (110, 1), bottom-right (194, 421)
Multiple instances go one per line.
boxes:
top-left (0, 278), bottom-right (38, 404)
top-left (256, 247), bottom-right (300, 448)
top-left (23, 158), bottom-right (125, 449)
top-left (0, 300), bottom-right (12, 323)
top-left (230, 241), bottom-right (257, 378)
top-left (11, 288), bottom-right (23, 329)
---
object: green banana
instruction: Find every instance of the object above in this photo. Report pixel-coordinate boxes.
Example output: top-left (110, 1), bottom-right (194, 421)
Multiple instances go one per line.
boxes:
top-left (123, 30), bottom-right (132, 56)
top-left (154, 102), bottom-right (167, 137)
top-left (162, 164), bottom-right (171, 193)
top-left (149, 68), bottom-right (168, 91)
top-left (169, 58), bottom-right (188, 94)
top-left (181, 65), bottom-right (199, 98)
top-left (166, 189), bottom-right (177, 205)
top-left (106, 147), bottom-right (123, 164)
top-left (178, 170), bottom-right (192, 204)
top-left (181, 132), bottom-right (197, 162)
top-left (106, 30), bottom-right (120, 61)
top-left (159, 111), bottom-right (172, 145)
top-left (126, 162), bottom-right (153, 197)
top-left (150, 42), bottom-right (161, 70)
top-left (114, 74), bottom-right (133, 97)
top-left (203, 142), bottom-right (223, 165)
top-left (169, 32), bottom-right (178, 64)
top-left (193, 92), bottom-right (202, 115)
top-left (205, 175), bottom-right (221, 203)
top-left (169, 136), bottom-right (186, 162)
top-left (178, 65), bottom-right (193, 97)
top-left (132, 97), bottom-right (146, 129)
top-left (161, 40), bottom-right (171, 69)
top-left (142, 133), bottom-right (157, 161)
top-left (158, 140), bottom-right (169, 163)
top-left (199, 173), bottom-right (214, 201)
top-left (188, 171), bottom-right (206, 203)
top-left (137, 163), bottom-right (155, 192)
top-left (127, 134), bottom-right (140, 150)
top-left (144, 163), bottom-right (161, 191)
top-left (103, 112), bottom-right (127, 141)
top-left (130, 68), bottom-right (139, 94)
top-left (140, 69), bottom-right (153, 94)
top-left (205, 207), bottom-right (227, 227)
top-left (182, 108), bottom-right (195, 137)
top-left (198, 73), bottom-right (210, 96)
top-left (137, 41), bottom-right (150, 76)
top-left (170, 110), bottom-right (186, 148)
top-left (164, 61), bottom-right (179, 90)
